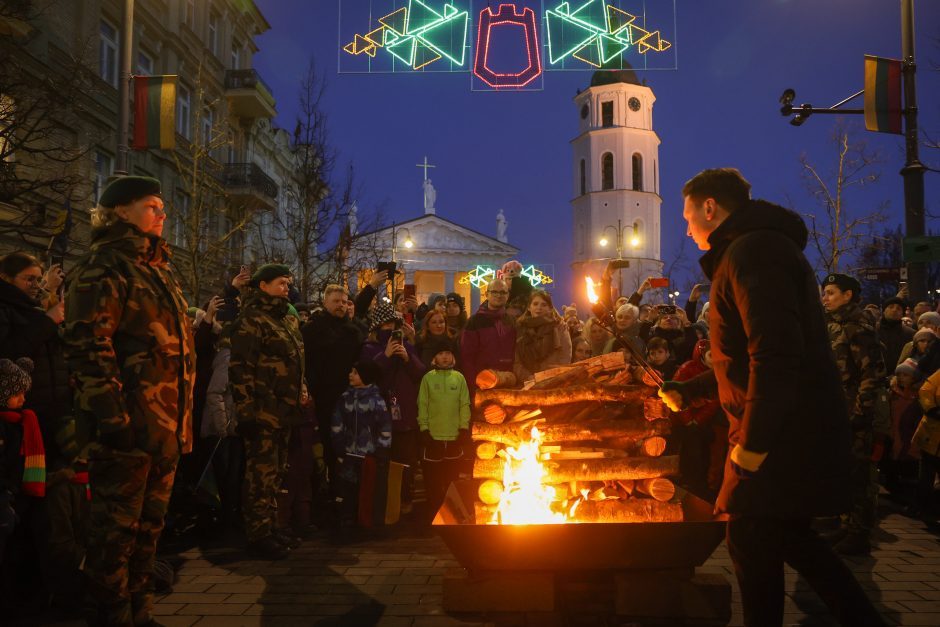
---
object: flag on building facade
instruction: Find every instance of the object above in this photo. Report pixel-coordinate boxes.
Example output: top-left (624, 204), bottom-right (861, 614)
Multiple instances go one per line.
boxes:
top-left (132, 75), bottom-right (177, 150)
top-left (47, 198), bottom-right (72, 258)
top-left (864, 55), bottom-right (903, 135)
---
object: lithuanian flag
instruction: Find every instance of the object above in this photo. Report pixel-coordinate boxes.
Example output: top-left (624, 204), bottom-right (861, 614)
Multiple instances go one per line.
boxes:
top-left (132, 75), bottom-right (177, 150)
top-left (864, 55), bottom-right (903, 135)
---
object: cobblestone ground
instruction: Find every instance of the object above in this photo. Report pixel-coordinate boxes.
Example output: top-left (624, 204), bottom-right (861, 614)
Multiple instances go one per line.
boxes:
top-left (149, 503), bottom-right (940, 627)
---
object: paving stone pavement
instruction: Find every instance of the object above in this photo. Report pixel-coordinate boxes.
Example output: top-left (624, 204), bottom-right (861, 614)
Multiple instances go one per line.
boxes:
top-left (150, 507), bottom-right (940, 627)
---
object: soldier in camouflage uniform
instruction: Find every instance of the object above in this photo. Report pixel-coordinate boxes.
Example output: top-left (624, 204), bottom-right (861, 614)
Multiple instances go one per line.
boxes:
top-left (822, 273), bottom-right (887, 556)
top-left (227, 264), bottom-right (306, 560)
top-left (62, 176), bottom-right (195, 627)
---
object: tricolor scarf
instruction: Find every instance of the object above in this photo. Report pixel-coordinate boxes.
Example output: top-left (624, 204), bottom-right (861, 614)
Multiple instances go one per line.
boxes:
top-left (0, 409), bottom-right (46, 497)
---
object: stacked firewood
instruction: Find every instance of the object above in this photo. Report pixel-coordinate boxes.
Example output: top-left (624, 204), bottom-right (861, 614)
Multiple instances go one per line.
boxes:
top-left (471, 352), bottom-right (682, 524)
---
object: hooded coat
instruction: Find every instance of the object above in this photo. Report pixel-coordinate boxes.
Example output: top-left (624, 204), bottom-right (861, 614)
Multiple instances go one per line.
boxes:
top-left (684, 200), bottom-right (852, 519)
top-left (359, 330), bottom-right (426, 432)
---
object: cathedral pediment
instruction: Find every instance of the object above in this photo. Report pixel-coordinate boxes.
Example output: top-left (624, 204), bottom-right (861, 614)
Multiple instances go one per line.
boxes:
top-left (367, 215), bottom-right (518, 256)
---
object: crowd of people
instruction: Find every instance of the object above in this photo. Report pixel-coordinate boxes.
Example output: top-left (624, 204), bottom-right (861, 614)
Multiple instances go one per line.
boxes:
top-left (0, 172), bottom-right (937, 626)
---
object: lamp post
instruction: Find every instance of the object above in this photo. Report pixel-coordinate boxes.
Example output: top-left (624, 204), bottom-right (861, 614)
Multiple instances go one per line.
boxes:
top-left (389, 223), bottom-right (413, 302)
top-left (115, 0), bottom-right (135, 175)
top-left (599, 219), bottom-right (640, 297)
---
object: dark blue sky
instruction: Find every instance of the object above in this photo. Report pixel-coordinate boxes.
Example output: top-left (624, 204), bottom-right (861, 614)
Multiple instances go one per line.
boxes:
top-left (252, 0), bottom-right (940, 303)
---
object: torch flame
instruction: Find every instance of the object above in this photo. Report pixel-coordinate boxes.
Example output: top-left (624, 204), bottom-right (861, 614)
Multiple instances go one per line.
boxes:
top-left (586, 276), bottom-right (599, 305)
top-left (496, 427), bottom-right (567, 525)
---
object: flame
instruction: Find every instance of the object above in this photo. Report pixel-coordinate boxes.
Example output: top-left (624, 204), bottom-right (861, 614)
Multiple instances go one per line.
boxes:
top-left (586, 276), bottom-right (599, 305)
top-left (495, 427), bottom-right (567, 525)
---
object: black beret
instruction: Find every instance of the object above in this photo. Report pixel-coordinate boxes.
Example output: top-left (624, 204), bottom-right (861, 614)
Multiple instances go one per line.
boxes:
top-left (98, 176), bottom-right (162, 209)
top-left (353, 359), bottom-right (382, 386)
top-left (883, 296), bottom-right (906, 309)
top-left (250, 264), bottom-right (292, 287)
top-left (821, 273), bottom-right (861, 298)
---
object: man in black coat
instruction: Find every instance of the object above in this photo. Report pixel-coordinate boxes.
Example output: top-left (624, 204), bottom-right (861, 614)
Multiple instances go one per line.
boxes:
top-left (660, 169), bottom-right (885, 627)
top-left (301, 284), bottom-right (364, 467)
top-left (878, 296), bottom-right (914, 369)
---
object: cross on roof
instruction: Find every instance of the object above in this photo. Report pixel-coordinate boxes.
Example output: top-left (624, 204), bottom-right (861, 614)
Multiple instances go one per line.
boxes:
top-left (416, 155), bottom-right (436, 181)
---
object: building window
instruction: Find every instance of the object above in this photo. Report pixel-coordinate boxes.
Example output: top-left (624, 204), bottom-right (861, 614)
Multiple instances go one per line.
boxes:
top-left (99, 20), bottom-right (119, 87)
top-left (231, 41), bottom-right (241, 70)
top-left (601, 153), bottom-right (614, 191)
top-left (202, 106), bottom-right (214, 144)
top-left (601, 101), bottom-right (613, 127)
top-left (137, 50), bottom-right (153, 75)
top-left (579, 159), bottom-right (586, 196)
top-left (94, 151), bottom-right (113, 202)
top-left (208, 12), bottom-right (219, 56)
top-left (171, 191), bottom-right (189, 248)
top-left (183, 0), bottom-right (195, 27)
top-left (176, 84), bottom-right (191, 139)
top-left (632, 153), bottom-right (643, 192)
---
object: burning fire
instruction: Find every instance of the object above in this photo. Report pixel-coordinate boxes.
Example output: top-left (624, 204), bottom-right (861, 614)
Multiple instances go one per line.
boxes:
top-left (585, 276), bottom-right (600, 305)
top-left (495, 427), bottom-right (567, 525)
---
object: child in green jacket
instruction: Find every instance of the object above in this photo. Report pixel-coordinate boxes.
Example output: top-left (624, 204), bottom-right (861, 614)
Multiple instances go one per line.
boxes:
top-left (418, 339), bottom-right (470, 523)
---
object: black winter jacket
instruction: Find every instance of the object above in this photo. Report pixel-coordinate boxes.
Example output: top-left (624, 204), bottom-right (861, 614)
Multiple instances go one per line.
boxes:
top-left (0, 280), bottom-right (71, 466)
top-left (685, 200), bottom-right (852, 519)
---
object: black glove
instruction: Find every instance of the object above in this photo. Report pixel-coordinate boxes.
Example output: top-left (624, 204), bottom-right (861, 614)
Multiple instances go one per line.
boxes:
top-left (659, 380), bottom-right (691, 411)
top-left (236, 420), bottom-right (261, 441)
top-left (99, 427), bottom-right (135, 452)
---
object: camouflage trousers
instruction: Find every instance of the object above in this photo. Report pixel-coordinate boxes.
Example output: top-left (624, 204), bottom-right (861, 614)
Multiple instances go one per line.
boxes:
top-left (841, 427), bottom-right (878, 534)
top-left (243, 426), bottom-right (290, 542)
top-left (85, 443), bottom-right (179, 618)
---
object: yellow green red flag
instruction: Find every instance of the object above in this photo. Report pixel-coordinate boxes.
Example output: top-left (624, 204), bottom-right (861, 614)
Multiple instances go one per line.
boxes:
top-left (864, 55), bottom-right (902, 135)
top-left (132, 75), bottom-right (177, 150)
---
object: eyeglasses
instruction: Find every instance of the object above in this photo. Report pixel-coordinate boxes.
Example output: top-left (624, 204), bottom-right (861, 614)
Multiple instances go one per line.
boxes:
top-left (488, 290), bottom-right (508, 295)
top-left (16, 274), bottom-right (42, 285)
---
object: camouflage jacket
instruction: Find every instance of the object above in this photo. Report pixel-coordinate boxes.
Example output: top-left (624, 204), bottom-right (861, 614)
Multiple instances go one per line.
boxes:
top-left (826, 302), bottom-right (887, 419)
top-left (63, 221), bottom-right (196, 456)
top-left (228, 289), bottom-right (306, 429)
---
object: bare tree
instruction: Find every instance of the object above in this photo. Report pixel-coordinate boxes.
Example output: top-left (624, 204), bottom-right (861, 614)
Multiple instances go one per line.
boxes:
top-left (0, 0), bottom-right (102, 247)
top-left (799, 121), bottom-right (888, 274)
top-left (167, 63), bottom-right (254, 302)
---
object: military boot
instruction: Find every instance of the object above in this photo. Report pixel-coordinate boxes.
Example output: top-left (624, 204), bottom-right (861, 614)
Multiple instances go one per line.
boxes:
top-left (834, 531), bottom-right (872, 556)
top-left (272, 529), bottom-right (302, 550)
top-left (99, 599), bottom-right (134, 627)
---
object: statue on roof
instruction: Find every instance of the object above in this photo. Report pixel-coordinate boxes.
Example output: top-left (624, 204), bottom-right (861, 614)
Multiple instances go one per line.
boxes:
top-left (496, 209), bottom-right (508, 243)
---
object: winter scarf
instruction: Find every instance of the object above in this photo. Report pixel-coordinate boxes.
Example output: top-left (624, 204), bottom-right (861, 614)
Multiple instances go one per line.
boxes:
top-left (0, 409), bottom-right (45, 497)
top-left (516, 315), bottom-right (558, 374)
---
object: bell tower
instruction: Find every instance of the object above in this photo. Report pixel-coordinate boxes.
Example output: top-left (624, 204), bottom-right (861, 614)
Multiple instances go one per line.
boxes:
top-left (571, 68), bottom-right (664, 309)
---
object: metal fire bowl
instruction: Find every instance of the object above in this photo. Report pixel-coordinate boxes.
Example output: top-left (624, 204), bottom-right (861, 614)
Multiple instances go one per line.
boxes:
top-left (433, 480), bottom-right (727, 572)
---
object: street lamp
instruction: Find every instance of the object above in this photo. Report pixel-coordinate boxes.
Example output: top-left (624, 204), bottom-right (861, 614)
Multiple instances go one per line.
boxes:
top-left (598, 219), bottom-right (641, 260)
top-left (391, 224), bottom-right (414, 262)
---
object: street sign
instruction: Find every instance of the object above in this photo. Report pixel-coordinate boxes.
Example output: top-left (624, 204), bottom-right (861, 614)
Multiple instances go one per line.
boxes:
top-left (861, 267), bottom-right (903, 281)
top-left (903, 236), bottom-right (940, 263)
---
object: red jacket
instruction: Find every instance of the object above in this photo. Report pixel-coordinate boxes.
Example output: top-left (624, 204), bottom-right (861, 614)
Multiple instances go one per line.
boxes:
top-left (672, 340), bottom-right (721, 427)
top-left (460, 303), bottom-right (516, 392)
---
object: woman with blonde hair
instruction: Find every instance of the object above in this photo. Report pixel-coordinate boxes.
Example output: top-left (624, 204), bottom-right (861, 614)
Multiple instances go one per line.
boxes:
top-left (513, 289), bottom-right (571, 383)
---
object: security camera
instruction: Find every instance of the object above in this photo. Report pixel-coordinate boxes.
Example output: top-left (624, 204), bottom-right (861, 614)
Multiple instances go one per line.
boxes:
top-left (779, 88), bottom-right (796, 115)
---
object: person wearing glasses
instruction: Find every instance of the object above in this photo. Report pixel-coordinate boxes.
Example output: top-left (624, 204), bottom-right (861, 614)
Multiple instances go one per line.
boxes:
top-left (460, 278), bottom-right (517, 398)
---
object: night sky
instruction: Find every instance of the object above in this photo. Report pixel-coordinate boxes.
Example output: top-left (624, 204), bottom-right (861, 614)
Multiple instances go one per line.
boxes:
top-left (252, 0), bottom-right (940, 304)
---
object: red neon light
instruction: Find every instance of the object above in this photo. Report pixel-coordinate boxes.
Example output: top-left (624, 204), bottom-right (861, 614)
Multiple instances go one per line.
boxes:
top-left (473, 4), bottom-right (542, 89)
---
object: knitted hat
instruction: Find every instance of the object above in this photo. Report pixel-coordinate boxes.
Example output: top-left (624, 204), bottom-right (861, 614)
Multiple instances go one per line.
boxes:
top-left (446, 292), bottom-right (464, 311)
top-left (883, 296), bottom-right (906, 310)
top-left (895, 358), bottom-right (922, 380)
top-left (98, 175), bottom-right (162, 209)
top-left (917, 311), bottom-right (940, 328)
top-left (425, 334), bottom-right (459, 362)
top-left (429, 293), bottom-right (446, 308)
top-left (353, 359), bottom-right (382, 386)
top-left (562, 304), bottom-right (579, 319)
top-left (913, 328), bottom-right (936, 343)
top-left (250, 264), bottom-right (292, 287)
top-left (369, 301), bottom-right (401, 331)
top-left (821, 273), bottom-right (861, 300)
top-left (0, 357), bottom-right (33, 407)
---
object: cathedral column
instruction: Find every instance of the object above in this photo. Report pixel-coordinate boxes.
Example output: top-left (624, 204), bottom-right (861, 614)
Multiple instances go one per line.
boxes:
top-left (444, 270), bottom-right (455, 294)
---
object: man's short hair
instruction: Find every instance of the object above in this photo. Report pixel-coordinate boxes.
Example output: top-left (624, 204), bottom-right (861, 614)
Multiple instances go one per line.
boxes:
top-left (682, 168), bottom-right (752, 213)
top-left (647, 337), bottom-right (670, 353)
top-left (323, 284), bottom-right (347, 298)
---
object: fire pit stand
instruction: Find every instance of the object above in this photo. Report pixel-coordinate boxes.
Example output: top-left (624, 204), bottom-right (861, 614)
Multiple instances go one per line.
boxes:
top-left (434, 480), bottom-right (732, 625)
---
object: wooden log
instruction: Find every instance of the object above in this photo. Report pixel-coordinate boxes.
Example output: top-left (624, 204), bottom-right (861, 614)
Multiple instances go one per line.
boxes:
top-left (616, 479), bottom-right (635, 495)
top-left (472, 418), bottom-right (669, 447)
top-left (541, 447), bottom-right (630, 461)
top-left (531, 365), bottom-right (592, 390)
top-left (474, 501), bottom-right (497, 524)
top-left (474, 384), bottom-right (651, 409)
top-left (639, 436), bottom-right (668, 457)
top-left (476, 369), bottom-right (517, 390)
top-left (476, 441), bottom-right (500, 460)
top-left (644, 396), bottom-right (671, 422)
top-left (573, 498), bottom-right (683, 523)
top-left (473, 455), bottom-right (679, 483)
top-left (478, 479), bottom-right (504, 505)
top-left (635, 477), bottom-right (676, 502)
top-left (482, 403), bottom-right (507, 425)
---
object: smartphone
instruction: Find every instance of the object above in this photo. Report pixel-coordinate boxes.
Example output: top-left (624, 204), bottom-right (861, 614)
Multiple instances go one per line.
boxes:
top-left (391, 329), bottom-right (403, 343)
top-left (649, 277), bottom-right (670, 288)
top-left (376, 261), bottom-right (397, 276)
top-left (657, 304), bottom-right (677, 315)
top-left (404, 284), bottom-right (416, 299)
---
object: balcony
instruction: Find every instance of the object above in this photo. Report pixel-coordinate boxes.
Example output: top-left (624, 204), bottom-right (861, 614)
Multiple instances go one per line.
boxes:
top-left (0, 0), bottom-right (33, 37)
top-left (223, 163), bottom-right (278, 211)
top-left (224, 69), bottom-right (276, 119)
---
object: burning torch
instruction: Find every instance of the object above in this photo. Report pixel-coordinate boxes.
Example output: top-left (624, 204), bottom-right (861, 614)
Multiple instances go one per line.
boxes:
top-left (586, 276), bottom-right (664, 390)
